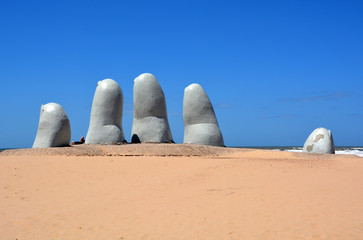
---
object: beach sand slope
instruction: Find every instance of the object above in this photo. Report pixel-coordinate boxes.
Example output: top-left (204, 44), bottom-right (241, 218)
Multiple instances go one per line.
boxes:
top-left (1, 144), bottom-right (362, 239)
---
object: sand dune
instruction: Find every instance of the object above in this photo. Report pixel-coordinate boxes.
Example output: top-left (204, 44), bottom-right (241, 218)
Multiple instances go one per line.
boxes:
top-left (1, 144), bottom-right (362, 239)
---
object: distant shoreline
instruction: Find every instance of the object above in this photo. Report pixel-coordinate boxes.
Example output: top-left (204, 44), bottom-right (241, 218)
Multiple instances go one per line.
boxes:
top-left (2, 145), bottom-right (363, 159)
top-left (1, 146), bottom-right (363, 151)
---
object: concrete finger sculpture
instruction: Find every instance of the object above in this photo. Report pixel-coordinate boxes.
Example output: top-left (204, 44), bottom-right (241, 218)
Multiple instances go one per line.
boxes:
top-left (131, 73), bottom-right (173, 143)
top-left (33, 103), bottom-right (71, 148)
top-left (183, 83), bottom-right (224, 147)
top-left (85, 79), bottom-right (125, 144)
top-left (303, 127), bottom-right (335, 154)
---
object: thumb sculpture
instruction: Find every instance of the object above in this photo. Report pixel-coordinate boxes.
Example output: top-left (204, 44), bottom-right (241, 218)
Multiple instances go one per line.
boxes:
top-left (183, 83), bottom-right (224, 147)
top-left (33, 102), bottom-right (71, 148)
top-left (131, 73), bottom-right (173, 143)
top-left (303, 127), bottom-right (335, 154)
top-left (85, 79), bottom-right (125, 144)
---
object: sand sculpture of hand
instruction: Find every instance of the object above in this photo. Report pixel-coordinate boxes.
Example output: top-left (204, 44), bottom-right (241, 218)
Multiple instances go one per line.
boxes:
top-left (183, 83), bottom-right (224, 147)
top-left (85, 79), bottom-right (125, 144)
top-left (33, 103), bottom-right (71, 148)
top-left (303, 127), bottom-right (335, 154)
top-left (131, 73), bottom-right (173, 143)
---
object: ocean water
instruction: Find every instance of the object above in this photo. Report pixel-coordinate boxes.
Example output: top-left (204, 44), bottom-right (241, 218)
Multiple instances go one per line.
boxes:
top-left (235, 146), bottom-right (363, 158)
top-left (273, 146), bottom-right (363, 158)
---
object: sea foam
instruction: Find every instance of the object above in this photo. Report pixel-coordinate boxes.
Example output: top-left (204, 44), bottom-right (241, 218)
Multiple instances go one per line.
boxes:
top-left (285, 147), bottom-right (363, 158)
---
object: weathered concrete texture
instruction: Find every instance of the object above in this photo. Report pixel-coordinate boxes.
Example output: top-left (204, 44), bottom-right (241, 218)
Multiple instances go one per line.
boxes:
top-left (33, 103), bottom-right (71, 148)
top-left (85, 79), bottom-right (125, 144)
top-left (131, 73), bottom-right (173, 143)
top-left (183, 83), bottom-right (224, 147)
top-left (303, 127), bottom-right (335, 154)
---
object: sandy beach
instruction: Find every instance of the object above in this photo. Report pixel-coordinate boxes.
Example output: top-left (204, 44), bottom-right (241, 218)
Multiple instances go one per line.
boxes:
top-left (1, 144), bottom-right (362, 239)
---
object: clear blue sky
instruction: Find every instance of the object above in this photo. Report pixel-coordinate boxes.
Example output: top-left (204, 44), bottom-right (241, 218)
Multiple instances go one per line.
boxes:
top-left (0, 0), bottom-right (362, 148)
